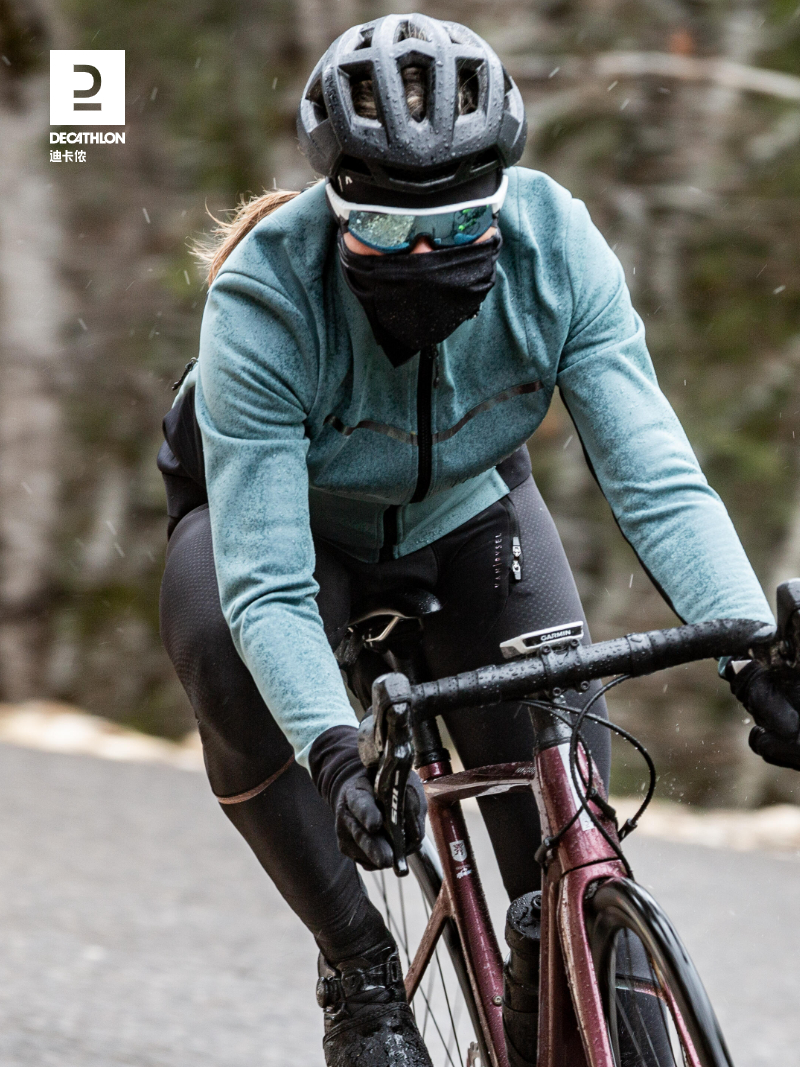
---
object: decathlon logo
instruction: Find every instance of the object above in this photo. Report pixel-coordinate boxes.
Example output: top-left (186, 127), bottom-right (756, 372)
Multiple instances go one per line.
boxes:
top-left (50, 50), bottom-right (125, 126)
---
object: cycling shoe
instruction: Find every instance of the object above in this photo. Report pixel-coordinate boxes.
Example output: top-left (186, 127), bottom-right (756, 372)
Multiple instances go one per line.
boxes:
top-left (317, 941), bottom-right (433, 1067)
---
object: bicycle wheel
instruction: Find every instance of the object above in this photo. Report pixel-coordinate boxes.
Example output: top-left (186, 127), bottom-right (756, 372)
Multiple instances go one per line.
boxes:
top-left (586, 879), bottom-right (733, 1067)
top-left (365, 837), bottom-right (487, 1067)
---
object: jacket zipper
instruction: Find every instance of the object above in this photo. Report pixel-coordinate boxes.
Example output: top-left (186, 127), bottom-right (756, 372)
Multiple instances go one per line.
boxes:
top-left (502, 496), bottom-right (524, 582)
top-left (410, 344), bottom-right (437, 504)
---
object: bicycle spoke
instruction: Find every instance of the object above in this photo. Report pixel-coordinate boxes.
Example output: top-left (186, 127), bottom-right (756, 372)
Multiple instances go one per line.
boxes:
top-left (622, 929), bottom-right (664, 1065)
top-left (375, 873), bottom-right (411, 957)
top-left (366, 869), bottom-right (476, 1067)
top-left (378, 869), bottom-right (391, 930)
top-left (420, 960), bottom-right (437, 1040)
top-left (399, 875), bottom-right (411, 969)
top-left (414, 969), bottom-right (460, 1067)
top-left (609, 928), bottom-right (690, 1067)
top-left (435, 943), bottom-right (462, 1066)
top-left (614, 989), bottom-right (649, 1064)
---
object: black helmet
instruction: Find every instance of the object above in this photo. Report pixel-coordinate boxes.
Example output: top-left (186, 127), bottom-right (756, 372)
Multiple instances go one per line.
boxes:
top-left (296, 13), bottom-right (527, 203)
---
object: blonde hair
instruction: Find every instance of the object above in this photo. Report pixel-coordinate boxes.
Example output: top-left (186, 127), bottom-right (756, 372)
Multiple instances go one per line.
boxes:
top-left (193, 189), bottom-right (301, 286)
top-left (194, 58), bottom-right (478, 285)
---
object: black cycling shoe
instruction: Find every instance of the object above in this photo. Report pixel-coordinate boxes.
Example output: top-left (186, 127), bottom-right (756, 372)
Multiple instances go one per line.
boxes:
top-left (316, 941), bottom-right (433, 1067)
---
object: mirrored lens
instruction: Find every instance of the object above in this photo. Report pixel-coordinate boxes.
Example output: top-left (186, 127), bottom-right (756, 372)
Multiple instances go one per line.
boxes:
top-left (348, 210), bottom-right (415, 252)
top-left (449, 205), bottom-right (494, 244)
top-left (347, 203), bottom-right (496, 252)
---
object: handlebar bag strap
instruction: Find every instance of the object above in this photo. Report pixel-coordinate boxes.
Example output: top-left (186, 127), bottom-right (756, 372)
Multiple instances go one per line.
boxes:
top-left (158, 383), bottom-right (208, 539)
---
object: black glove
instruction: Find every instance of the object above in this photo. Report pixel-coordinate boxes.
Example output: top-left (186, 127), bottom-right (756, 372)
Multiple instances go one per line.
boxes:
top-left (309, 724), bottom-right (427, 870)
top-left (726, 659), bottom-right (800, 770)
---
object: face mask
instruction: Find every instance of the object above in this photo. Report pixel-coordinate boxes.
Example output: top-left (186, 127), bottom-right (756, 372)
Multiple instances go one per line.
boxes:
top-left (337, 231), bottom-right (503, 367)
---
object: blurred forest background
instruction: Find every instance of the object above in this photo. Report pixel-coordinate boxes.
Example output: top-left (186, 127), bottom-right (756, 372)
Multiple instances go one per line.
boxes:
top-left (0, 0), bottom-right (798, 807)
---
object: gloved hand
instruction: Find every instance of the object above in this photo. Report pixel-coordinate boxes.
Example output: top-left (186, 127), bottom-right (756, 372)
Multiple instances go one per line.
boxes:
top-left (309, 724), bottom-right (427, 870)
top-left (725, 659), bottom-right (800, 770)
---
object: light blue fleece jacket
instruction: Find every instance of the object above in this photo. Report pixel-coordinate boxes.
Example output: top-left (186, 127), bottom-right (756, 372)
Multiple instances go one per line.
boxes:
top-left (191, 166), bottom-right (773, 767)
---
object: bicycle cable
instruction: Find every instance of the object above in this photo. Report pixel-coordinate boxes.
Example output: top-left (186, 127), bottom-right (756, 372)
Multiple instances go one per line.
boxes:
top-left (568, 675), bottom-right (635, 877)
top-left (525, 684), bottom-right (634, 877)
top-left (521, 673), bottom-right (657, 880)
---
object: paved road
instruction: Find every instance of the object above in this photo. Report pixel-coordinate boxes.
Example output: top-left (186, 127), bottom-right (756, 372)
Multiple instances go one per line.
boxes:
top-left (0, 743), bottom-right (796, 1067)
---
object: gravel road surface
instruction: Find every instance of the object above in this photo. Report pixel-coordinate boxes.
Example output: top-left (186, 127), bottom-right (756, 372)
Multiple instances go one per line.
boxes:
top-left (0, 743), bottom-right (796, 1067)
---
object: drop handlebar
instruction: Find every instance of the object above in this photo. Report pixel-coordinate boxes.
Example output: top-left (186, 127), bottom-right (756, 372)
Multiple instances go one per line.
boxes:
top-left (408, 618), bottom-right (777, 717)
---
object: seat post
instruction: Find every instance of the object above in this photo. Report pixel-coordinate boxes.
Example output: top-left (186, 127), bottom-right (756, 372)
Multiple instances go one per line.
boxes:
top-left (348, 586), bottom-right (449, 767)
top-left (378, 631), bottom-right (449, 769)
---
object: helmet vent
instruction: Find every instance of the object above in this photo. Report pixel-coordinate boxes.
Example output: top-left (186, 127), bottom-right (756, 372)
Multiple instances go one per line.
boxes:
top-left (503, 68), bottom-right (513, 95)
top-left (306, 76), bottom-right (328, 123)
top-left (395, 20), bottom-right (429, 43)
top-left (351, 79), bottom-right (376, 120)
top-left (354, 28), bottom-right (373, 50)
top-left (400, 64), bottom-right (428, 122)
top-left (457, 65), bottom-right (481, 115)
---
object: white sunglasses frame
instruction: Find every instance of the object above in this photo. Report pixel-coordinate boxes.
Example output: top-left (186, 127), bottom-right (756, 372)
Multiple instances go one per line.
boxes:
top-left (325, 170), bottom-right (509, 225)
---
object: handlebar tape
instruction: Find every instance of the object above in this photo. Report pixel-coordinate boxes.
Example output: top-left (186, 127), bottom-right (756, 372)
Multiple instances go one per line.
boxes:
top-left (411, 618), bottom-right (775, 716)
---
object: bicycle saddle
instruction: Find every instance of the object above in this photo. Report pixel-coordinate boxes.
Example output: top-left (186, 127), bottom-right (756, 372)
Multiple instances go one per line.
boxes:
top-left (349, 588), bottom-right (442, 627)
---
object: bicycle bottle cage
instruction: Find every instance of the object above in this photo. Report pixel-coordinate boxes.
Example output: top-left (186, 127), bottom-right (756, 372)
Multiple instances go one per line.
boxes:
top-left (500, 621), bottom-right (584, 660)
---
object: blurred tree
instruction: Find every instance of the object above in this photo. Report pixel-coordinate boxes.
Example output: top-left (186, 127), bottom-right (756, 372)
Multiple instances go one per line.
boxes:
top-left (0, 0), bottom-right (65, 700)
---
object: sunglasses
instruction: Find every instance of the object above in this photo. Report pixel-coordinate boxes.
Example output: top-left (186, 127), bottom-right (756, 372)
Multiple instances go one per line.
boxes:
top-left (326, 172), bottom-right (508, 254)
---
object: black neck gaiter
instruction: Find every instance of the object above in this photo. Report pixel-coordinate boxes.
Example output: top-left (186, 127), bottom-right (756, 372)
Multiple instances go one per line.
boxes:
top-left (337, 231), bottom-right (503, 367)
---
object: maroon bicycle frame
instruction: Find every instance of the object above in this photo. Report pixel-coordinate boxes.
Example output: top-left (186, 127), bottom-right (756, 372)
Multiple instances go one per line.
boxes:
top-left (402, 736), bottom-right (700, 1067)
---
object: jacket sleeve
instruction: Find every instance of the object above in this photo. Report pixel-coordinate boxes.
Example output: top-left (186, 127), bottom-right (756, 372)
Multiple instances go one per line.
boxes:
top-left (195, 267), bottom-right (358, 768)
top-left (556, 198), bottom-right (773, 627)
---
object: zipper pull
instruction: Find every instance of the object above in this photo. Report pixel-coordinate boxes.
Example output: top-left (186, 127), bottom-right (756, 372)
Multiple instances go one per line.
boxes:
top-left (511, 536), bottom-right (523, 582)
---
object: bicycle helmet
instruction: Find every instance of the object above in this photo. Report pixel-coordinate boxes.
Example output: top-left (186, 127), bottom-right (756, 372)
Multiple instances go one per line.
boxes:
top-left (297, 13), bottom-right (527, 204)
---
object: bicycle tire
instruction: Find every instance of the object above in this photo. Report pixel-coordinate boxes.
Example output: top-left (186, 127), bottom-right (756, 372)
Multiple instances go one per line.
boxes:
top-left (366, 836), bottom-right (488, 1067)
top-left (586, 878), bottom-right (734, 1067)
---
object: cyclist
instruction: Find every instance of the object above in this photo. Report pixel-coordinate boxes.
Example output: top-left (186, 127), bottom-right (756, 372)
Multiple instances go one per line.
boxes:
top-left (158, 14), bottom-right (800, 1067)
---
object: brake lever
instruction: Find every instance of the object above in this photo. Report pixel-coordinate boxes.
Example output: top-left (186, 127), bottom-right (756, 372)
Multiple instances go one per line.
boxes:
top-left (369, 674), bottom-right (415, 878)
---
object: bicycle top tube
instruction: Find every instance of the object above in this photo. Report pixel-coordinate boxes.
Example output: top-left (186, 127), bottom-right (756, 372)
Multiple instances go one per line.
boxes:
top-left (408, 617), bottom-right (775, 718)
